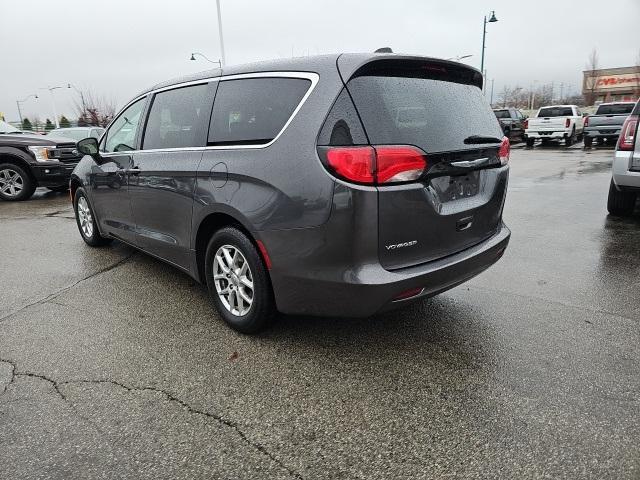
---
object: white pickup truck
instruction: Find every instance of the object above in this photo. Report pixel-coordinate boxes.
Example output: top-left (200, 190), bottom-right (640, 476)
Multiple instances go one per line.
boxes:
top-left (524, 105), bottom-right (584, 148)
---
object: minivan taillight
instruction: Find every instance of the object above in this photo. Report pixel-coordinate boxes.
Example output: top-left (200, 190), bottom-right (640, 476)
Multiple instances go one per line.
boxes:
top-left (617, 115), bottom-right (638, 151)
top-left (499, 136), bottom-right (510, 166)
top-left (324, 145), bottom-right (427, 185)
top-left (565, 118), bottom-right (570, 128)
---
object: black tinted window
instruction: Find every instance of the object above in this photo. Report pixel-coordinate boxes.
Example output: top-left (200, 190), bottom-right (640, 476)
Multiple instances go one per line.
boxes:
top-left (143, 84), bottom-right (210, 150)
top-left (538, 107), bottom-right (573, 117)
top-left (318, 88), bottom-right (368, 146)
top-left (208, 77), bottom-right (311, 146)
top-left (595, 103), bottom-right (635, 115)
top-left (347, 75), bottom-right (502, 153)
top-left (494, 110), bottom-right (510, 119)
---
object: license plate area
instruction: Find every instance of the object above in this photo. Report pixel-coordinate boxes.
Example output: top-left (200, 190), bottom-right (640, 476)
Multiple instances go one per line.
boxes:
top-left (430, 171), bottom-right (480, 202)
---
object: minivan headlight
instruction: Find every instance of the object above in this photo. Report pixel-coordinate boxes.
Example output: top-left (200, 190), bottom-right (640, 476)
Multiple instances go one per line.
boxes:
top-left (27, 146), bottom-right (57, 162)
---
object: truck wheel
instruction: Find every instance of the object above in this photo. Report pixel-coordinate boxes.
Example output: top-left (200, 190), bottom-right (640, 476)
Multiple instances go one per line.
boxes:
top-left (526, 138), bottom-right (535, 148)
top-left (0, 163), bottom-right (36, 201)
top-left (584, 137), bottom-right (593, 148)
top-left (607, 180), bottom-right (636, 216)
top-left (565, 128), bottom-right (575, 147)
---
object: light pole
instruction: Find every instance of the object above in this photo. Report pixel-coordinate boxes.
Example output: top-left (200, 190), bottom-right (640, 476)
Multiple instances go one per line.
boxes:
top-left (190, 52), bottom-right (222, 67)
top-left (39, 85), bottom-right (68, 128)
top-left (216, 0), bottom-right (226, 66)
top-left (480, 11), bottom-right (498, 86)
top-left (16, 94), bottom-right (38, 127)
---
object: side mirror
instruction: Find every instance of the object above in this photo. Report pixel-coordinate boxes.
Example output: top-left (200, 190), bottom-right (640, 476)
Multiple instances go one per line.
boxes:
top-left (77, 137), bottom-right (99, 157)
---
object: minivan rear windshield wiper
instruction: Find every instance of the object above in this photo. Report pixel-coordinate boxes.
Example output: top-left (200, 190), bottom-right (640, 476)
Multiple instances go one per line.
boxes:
top-left (463, 135), bottom-right (502, 144)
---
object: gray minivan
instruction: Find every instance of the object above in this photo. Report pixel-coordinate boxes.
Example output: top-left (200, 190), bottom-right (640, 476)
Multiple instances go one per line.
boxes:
top-left (70, 53), bottom-right (511, 333)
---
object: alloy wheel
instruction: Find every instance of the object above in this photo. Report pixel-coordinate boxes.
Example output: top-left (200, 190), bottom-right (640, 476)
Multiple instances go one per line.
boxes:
top-left (213, 245), bottom-right (254, 316)
top-left (0, 168), bottom-right (24, 198)
top-left (77, 196), bottom-right (94, 238)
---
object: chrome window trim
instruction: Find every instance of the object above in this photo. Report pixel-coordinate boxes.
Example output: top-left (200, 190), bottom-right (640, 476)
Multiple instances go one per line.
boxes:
top-left (101, 71), bottom-right (319, 157)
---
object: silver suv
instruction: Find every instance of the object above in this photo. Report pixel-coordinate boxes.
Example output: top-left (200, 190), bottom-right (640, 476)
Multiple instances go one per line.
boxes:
top-left (608, 100), bottom-right (640, 216)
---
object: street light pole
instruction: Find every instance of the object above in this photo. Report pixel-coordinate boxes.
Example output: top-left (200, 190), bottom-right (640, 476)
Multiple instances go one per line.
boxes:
top-left (480, 11), bottom-right (498, 89)
top-left (39, 86), bottom-right (66, 128)
top-left (216, 0), bottom-right (226, 66)
top-left (15, 94), bottom-right (39, 127)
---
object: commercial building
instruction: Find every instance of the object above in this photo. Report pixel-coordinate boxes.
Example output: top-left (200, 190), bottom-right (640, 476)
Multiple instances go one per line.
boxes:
top-left (582, 66), bottom-right (640, 104)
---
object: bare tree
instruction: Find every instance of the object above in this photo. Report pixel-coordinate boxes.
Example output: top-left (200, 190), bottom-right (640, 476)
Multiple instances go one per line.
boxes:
top-left (584, 48), bottom-right (599, 106)
top-left (74, 89), bottom-right (117, 127)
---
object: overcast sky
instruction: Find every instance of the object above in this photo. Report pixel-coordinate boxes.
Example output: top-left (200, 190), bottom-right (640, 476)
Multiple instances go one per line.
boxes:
top-left (1, 0), bottom-right (639, 122)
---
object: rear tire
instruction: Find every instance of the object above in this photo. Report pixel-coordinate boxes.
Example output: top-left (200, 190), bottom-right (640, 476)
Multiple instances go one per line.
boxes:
top-left (607, 180), bottom-right (636, 217)
top-left (565, 128), bottom-right (575, 147)
top-left (74, 188), bottom-right (113, 246)
top-left (0, 163), bottom-right (36, 201)
top-left (584, 137), bottom-right (593, 148)
top-left (526, 138), bottom-right (535, 148)
top-left (205, 227), bottom-right (276, 334)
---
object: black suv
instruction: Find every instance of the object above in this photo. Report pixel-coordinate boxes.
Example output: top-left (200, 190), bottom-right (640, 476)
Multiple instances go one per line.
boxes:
top-left (70, 53), bottom-right (511, 333)
top-left (0, 132), bottom-right (82, 200)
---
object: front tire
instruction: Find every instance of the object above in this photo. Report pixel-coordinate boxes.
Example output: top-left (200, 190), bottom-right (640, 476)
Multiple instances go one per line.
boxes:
top-left (607, 180), bottom-right (636, 217)
top-left (205, 227), bottom-right (276, 333)
top-left (74, 188), bottom-right (112, 246)
top-left (0, 163), bottom-right (36, 201)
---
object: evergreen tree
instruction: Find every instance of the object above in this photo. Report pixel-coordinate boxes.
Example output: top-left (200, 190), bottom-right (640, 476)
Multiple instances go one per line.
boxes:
top-left (59, 115), bottom-right (71, 128)
top-left (45, 119), bottom-right (54, 131)
top-left (22, 118), bottom-right (33, 131)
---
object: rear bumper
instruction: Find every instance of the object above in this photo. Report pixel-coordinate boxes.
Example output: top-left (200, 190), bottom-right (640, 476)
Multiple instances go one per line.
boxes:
top-left (268, 223), bottom-right (510, 317)
top-left (612, 151), bottom-right (640, 188)
top-left (31, 162), bottom-right (77, 187)
top-left (584, 127), bottom-right (621, 139)
top-left (525, 129), bottom-right (571, 139)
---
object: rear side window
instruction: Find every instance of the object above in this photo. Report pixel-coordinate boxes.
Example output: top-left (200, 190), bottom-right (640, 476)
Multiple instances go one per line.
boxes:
top-left (595, 103), bottom-right (635, 115)
top-left (538, 107), bottom-right (573, 117)
top-left (143, 84), bottom-right (211, 150)
top-left (494, 110), bottom-right (510, 119)
top-left (317, 88), bottom-right (368, 146)
top-left (208, 77), bottom-right (311, 146)
top-left (347, 74), bottom-right (503, 153)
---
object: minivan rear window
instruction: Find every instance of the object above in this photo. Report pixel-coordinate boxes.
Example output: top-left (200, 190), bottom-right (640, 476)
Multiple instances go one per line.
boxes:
top-left (208, 77), bottom-right (311, 146)
top-left (493, 110), bottom-right (510, 119)
top-left (538, 107), bottom-right (573, 117)
top-left (346, 75), bottom-right (503, 153)
top-left (595, 103), bottom-right (635, 115)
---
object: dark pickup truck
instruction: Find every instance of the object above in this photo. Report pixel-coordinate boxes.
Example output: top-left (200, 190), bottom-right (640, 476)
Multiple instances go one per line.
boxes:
top-left (493, 107), bottom-right (526, 140)
top-left (584, 102), bottom-right (635, 147)
top-left (0, 131), bottom-right (82, 201)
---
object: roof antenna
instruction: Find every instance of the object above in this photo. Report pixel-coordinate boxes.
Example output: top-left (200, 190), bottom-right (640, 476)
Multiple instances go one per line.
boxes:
top-left (374, 47), bottom-right (393, 53)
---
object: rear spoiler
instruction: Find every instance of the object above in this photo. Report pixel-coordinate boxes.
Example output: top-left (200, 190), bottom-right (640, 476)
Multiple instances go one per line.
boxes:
top-left (337, 53), bottom-right (484, 89)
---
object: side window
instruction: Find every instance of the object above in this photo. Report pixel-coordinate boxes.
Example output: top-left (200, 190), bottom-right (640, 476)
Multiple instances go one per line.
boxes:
top-left (317, 88), bottom-right (368, 146)
top-left (208, 77), bottom-right (311, 146)
top-left (142, 84), bottom-right (211, 150)
top-left (103, 98), bottom-right (146, 153)
top-left (90, 129), bottom-right (101, 139)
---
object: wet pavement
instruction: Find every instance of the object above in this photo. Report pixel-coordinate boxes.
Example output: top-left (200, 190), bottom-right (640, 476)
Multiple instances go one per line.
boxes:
top-left (1, 145), bottom-right (638, 479)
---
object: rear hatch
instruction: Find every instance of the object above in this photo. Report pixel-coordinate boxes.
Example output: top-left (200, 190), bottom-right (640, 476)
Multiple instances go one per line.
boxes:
top-left (326, 57), bottom-right (508, 270)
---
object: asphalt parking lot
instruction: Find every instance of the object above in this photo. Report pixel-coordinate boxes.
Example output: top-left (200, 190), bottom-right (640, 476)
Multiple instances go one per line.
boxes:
top-left (1, 144), bottom-right (638, 479)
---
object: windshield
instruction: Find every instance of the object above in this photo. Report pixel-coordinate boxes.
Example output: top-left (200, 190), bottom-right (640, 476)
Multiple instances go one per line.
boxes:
top-left (347, 75), bottom-right (503, 153)
top-left (49, 129), bottom-right (90, 141)
top-left (538, 107), bottom-right (573, 117)
top-left (494, 110), bottom-right (510, 119)
top-left (595, 104), bottom-right (635, 115)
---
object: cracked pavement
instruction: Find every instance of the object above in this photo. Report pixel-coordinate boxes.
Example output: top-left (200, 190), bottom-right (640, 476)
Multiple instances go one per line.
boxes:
top-left (1, 146), bottom-right (639, 479)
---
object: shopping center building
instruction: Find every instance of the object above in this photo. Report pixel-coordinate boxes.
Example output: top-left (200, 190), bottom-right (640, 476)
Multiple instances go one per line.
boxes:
top-left (582, 66), bottom-right (640, 104)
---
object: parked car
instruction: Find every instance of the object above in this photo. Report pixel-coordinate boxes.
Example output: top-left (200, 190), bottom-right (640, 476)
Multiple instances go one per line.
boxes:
top-left (607, 100), bottom-right (639, 216)
top-left (70, 53), bottom-right (511, 333)
top-left (48, 127), bottom-right (105, 142)
top-left (493, 107), bottom-right (526, 140)
top-left (524, 105), bottom-right (584, 147)
top-left (0, 131), bottom-right (82, 200)
top-left (584, 102), bottom-right (635, 148)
